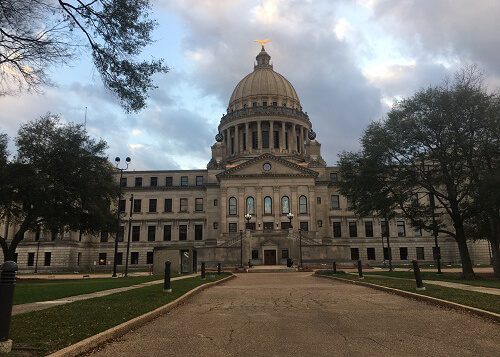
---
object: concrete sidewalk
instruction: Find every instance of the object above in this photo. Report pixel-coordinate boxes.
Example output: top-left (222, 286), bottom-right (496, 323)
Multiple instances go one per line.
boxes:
top-left (13, 274), bottom-right (197, 315)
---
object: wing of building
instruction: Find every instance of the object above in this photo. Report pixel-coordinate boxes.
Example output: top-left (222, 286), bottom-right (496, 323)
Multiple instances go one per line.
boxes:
top-left (4, 45), bottom-right (491, 272)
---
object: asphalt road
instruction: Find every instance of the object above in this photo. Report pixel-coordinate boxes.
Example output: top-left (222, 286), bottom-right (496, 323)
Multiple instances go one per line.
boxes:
top-left (90, 272), bottom-right (500, 357)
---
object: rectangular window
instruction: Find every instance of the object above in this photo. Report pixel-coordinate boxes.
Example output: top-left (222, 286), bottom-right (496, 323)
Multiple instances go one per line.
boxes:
top-left (349, 222), bottom-right (358, 238)
top-left (196, 176), bottom-right (204, 186)
top-left (281, 222), bottom-right (291, 229)
top-left (330, 172), bottom-right (337, 182)
top-left (317, 220), bottom-right (322, 227)
top-left (246, 222), bottom-right (256, 230)
top-left (214, 199), bottom-right (218, 206)
top-left (165, 176), bottom-right (173, 186)
top-left (262, 130), bottom-right (269, 148)
top-left (164, 198), bottom-right (172, 212)
top-left (213, 222), bottom-right (218, 229)
top-left (416, 247), bottom-right (425, 260)
top-left (163, 225), bottom-right (171, 241)
top-left (381, 221), bottom-right (389, 237)
top-left (181, 176), bottom-right (188, 186)
top-left (27, 252), bottom-right (35, 266)
top-left (147, 226), bottom-right (156, 241)
top-left (117, 226), bottom-right (124, 242)
top-left (263, 222), bottom-right (273, 230)
top-left (317, 197), bottom-right (321, 204)
top-left (195, 225), bottom-right (203, 240)
top-left (367, 248), bottom-right (376, 260)
top-left (150, 177), bottom-right (157, 187)
top-left (331, 195), bottom-right (340, 209)
top-left (77, 252), bottom-right (82, 266)
top-left (273, 131), bottom-right (279, 148)
top-left (333, 222), bottom-right (342, 238)
top-left (100, 230), bottom-right (108, 242)
top-left (132, 226), bottom-right (140, 242)
top-left (281, 249), bottom-right (289, 259)
top-left (252, 102), bottom-right (257, 107)
top-left (252, 131), bottom-right (258, 149)
top-left (179, 225), bottom-right (187, 240)
top-left (131, 252), bottom-right (139, 265)
top-left (400, 247), bottom-right (408, 260)
top-left (299, 221), bottom-right (309, 231)
top-left (180, 198), bottom-right (188, 212)
top-left (133, 199), bottom-right (141, 213)
top-left (252, 249), bottom-right (259, 259)
top-left (364, 221), bottom-right (373, 237)
top-left (120, 177), bottom-right (127, 187)
top-left (99, 253), bottom-right (107, 265)
top-left (195, 198), bottom-right (203, 212)
top-left (346, 196), bottom-right (354, 209)
top-left (44, 252), bottom-right (51, 266)
top-left (350, 248), bottom-right (359, 261)
top-left (397, 221), bottom-right (406, 237)
top-left (147, 252), bottom-right (154, 265)
top-left (116, 252), bottom-right (123, 265)
top-left (384, 247), bottom-right (392, 261)
top-left (119, 199), bottom-right (126, 212)
top-left (229, 223), bottom-right (237, 233)
top-left (273, 101), bottom-right (278, 107)
top-left (263, 101), bottom-right (267, 107)
top-left (149, 199), bottom-right (157, 213)
top-left (135, 177), bottom-right (142, 187)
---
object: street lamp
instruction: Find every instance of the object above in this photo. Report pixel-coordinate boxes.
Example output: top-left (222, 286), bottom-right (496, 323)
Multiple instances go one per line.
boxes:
top-left (112, 156), bottom-right (131, 278)
top-left (287, 212), bottom-right (294, 229)
top-left (239, 229), bottom-right (243, 269)
top-left (244, 213), bottom-right (252, 229)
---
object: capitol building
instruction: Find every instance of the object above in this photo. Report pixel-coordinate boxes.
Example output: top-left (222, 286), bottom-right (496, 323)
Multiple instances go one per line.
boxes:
top-left (6, 45), bottom-right (490, 272)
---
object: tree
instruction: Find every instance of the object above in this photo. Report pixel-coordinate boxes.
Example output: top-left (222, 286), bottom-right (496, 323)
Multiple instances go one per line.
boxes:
top-left (0, 0), bottom-right (168, 112)
top-left (337, 67), bottom-right (500, 279)
top-left (0, 113), bottom-right (119, 261)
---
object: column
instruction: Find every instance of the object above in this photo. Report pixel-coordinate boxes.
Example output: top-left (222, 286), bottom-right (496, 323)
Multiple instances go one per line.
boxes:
top-left (308, 186), bottom-right (316, 232)
top-left (269, 121), bottom-right (274, 151)
top-left (234, 125), bottom-right (239, 155)
top-left (257, 120), bottom-right (262, 151)
top-left (300, 126), bottom-right (304, 154)
top-left (281, 122), bottom-right (286, 152)
top-left (292, 124), bottom-right (296, 154)
top-left (246, 122), bottom-right (251, 153)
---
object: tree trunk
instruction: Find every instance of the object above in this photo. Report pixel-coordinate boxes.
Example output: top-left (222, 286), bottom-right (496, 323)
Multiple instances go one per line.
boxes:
top-left (454, 224), bottom-right (476, 279)
top-left (489, 217), bottom-right (500, 279)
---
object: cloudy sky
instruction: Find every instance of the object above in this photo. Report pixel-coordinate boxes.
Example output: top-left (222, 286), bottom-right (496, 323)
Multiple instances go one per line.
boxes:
top-left (2, 0), bottom-right (500, 170)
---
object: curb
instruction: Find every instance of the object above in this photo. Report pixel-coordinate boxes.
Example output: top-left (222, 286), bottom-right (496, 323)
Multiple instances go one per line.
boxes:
top-left (314, 274), bottom-right (500, 324)
top-left (48, 274), bottom-right (235, 357)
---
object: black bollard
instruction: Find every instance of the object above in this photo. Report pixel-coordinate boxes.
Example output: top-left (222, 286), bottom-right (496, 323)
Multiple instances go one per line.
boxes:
top-left (332, 261), bottom-right (337, 275)
top-left (217, 263), bottom-right (221, 275)
top-left (164, 261), bottom-right (172, 292)
top-left (201, 261), bottom-right (206, 280)
top-left (357, 260), bottom-right (364, 279)
top-left (412, 260), bottom-right (426, 290)
top-left (0, 261), bottom-right (18, 348)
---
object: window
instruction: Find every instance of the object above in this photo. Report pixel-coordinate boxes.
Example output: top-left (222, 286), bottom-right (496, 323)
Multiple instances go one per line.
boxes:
top-left (331, 195), bottom-right (340, 209)
top-left (273, 131), bottom-right (279, 148)
top-left (149, 199), bottom-right (157, 213)
top-left (99, 253), bottom-right (107, 265)
top-left (281, 196), bottom-right (290, 214)
top-left (263, 163), bottom-right (271, 171)
top-left (365, 221), bottom-right (373, 237)
top-left (262, 130), bottom-right (269, 148)
top-left (333, 222), bottom-right (342, 238)
top-left (117, 226), bottom-right (124, 242)
top-left (195, 225), bottom-right (203, 240)
top-left (119, 199), bottom-right (126, 212)
top-left (147, 252), bottom-right (154, 265)
top-left (330, 172), bottom-right (337, 182)
top-left (252, 102), bottom-right (257, 107)
top-left (100, 230), bottom-right (108, 243)
top-left (263, 101), bottom-right (267, 107)
top-left (317, 197), bottom-right (321, 204)
top-left (346, 196), bottom-right (354, 210)
top-left (77, 253), bottom-right (81, 265)
top-left (229, 197), bottom-right (237, 215)
top-left (135, 177), bottom-right (142, 187)
top-left (179, 225), bottom-right (187, 240)
top-left (318, 220), bottom-right (323, 227)
top-left (181, 176), bottom-right (188, 186)
top-left (180, 198), bottom-right (188, 212)
top-left (196, 176), bottom-right (204, 186)
top-left (367, 248), bottom-right (376, 260)
top-left (416, 247), bottom-right (425, 260)
top-left (264, 196), bottom-right (272, 214)
top-left (27, 252), bottom-right (35, 266)
top-left (299, 221), bottom-right (309, 231)
top-left (349, 222), bottom-right (358, 238)
top-left (132, 226), bottom-right (140, 241)
top-left (433, 246), bottom-right (441, 260)
top-left (381, 221), bottom-right (389, 237)
top-left (165, 176), bottom-right (173, 186)
top-left (229, 223), bottom-right (237, 232)
top-left (214, 199), bottom-right (218, 206)
top-left (213, 222), bottom-right (218, 229)
top-left (299, 195), bottom-right (307, 214)
top-left (400, 247), bottom-right (408, 260)
top-left (163, 225), bottom-right (171, 241)
top-left (246, 197), bottom-right (255, 214)
top-left (246, 222), bottom-right (256, 230)
top-left (252, 131), bottom-right (258, 149)
top-left (252, 249), bottom-right (259, 259)
top-left (148, 226), bottom-right (156, 241)
top-left (116, 252), bottom-right (123, 265)
top-left (397, 221), bottom-right (406, 237)
top-left (384, 247), bottom-right (392, 260)
top-left (281, 222), bottom-right (291, 229)
top-left (164, 199), bottom-right (173, 212)
top-left (195, 198), bottom-right (204, 212)
top-left (120, 177), bottom-right (127, 187)
top-left (273, 101), bottom-right (278, 107)
top-left (133, 199), bottom-right (141, 213)
top-left (281, 249), bottom-right (289, 259)
top-left (350, 248), bottom-right (359, 261)
top-left (150, 177), bottom-right (157, 187)
top-left (131, 252), bottom-right (139, 265)
top-left (44, 252), bottom-right (51, 266)
top-left (263, 222), bottom-right (273, 230)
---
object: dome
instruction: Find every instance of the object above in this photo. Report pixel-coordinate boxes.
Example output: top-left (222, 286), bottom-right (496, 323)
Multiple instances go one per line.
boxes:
top-left (227, 46), bottom-right (301, 112)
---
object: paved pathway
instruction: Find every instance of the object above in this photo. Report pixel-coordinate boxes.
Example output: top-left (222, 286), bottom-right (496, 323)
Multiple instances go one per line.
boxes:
top-left (13, 274), bottom-right (196, 315)
top-left (90, 273), bottom-right (500, 357)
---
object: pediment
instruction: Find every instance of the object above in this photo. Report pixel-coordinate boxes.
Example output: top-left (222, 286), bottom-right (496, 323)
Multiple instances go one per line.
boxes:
top-left (216, 154), bottom-right (318, 180)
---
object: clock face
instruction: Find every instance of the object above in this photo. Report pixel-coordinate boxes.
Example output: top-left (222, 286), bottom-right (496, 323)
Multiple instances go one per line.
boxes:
top-left (263, 163), bottom-right (271, 171)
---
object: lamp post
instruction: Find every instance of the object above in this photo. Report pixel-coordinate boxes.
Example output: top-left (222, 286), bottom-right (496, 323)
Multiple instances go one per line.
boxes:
top-left (299, 229), bottom-right (303, 268)
top-left (287, 212), bottom-right (294, 229)
top-left (245, 214), bottom-right (252, 267)
top-left (112, 156), bottom-right (131, 278)
top-left (124, 194), bottom-right (134, 277)
top-left (429, 193), bottom-right (442, 274)
top-left (239, 229), bottom-right (243, 268)
top-left (245, 213), bottom-right (252, 229)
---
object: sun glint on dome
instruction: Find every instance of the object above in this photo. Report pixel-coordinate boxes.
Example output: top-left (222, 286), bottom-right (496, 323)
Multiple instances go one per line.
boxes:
top-left (227, 45), bottom-right (301, 112)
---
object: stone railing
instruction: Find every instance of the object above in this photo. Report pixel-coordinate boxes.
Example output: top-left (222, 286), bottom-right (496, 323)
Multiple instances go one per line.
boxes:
top-left (220, 106), bottom-right (311, 125)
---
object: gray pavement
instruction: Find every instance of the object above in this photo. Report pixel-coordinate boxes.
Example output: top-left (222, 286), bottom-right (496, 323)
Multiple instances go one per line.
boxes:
top-left (89, 272), bottom-right (500, 357)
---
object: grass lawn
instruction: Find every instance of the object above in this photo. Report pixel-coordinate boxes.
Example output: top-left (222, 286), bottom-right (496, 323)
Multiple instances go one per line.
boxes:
top-left (317, 272), bottom-right (500, 314)
top-left (364, 271), bottom-right (500, 289)
top-left (14, 275), bottom-right (177, 305)
top-left (9, 273), bottom-right (231, 356)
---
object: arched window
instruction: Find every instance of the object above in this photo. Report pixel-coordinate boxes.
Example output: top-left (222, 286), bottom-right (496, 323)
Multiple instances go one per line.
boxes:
top-left (264, 196), bottom-right (272, 214)
top-left (299, 195), bottom-right (307, 214)
top-left (229, 197), bottom-right (237, 215)
top-left (246, 197), bottom-right (254, 214)
top-left (281, 196), bottom-right (290, 214)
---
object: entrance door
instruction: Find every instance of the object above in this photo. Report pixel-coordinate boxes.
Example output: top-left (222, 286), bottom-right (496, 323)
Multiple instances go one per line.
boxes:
top-left (264, 250), bottom-right (276, 265)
